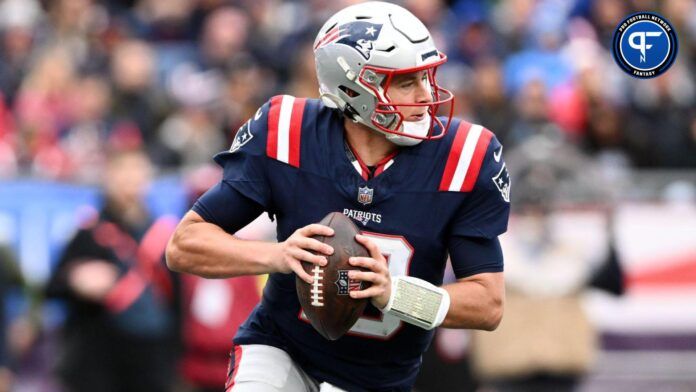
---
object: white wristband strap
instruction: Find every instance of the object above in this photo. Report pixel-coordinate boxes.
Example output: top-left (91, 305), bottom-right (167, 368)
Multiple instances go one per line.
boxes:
top-left (380, 276), bottom-right (450, 330)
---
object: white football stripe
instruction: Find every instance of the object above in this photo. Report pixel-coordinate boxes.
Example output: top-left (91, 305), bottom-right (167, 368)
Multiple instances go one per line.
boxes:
top-left (448, 124), bottom-right (482, 191)
top-left (276, 95), bottom-right (295, 163)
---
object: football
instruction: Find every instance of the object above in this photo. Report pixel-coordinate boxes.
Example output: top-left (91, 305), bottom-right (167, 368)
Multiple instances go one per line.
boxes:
top-left (296, 212), bottom-right (370, 340)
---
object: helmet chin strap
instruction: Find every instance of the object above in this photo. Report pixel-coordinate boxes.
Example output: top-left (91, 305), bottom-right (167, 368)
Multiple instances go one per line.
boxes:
top-left (384, 114), bottom-right (431, 147)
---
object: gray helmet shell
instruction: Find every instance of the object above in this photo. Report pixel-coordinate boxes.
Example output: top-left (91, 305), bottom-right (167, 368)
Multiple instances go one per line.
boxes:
top-left (314, 2), bottom-right (451, 146)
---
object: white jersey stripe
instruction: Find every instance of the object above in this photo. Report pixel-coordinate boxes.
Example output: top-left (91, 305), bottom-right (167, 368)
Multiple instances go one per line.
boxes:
top-left (448, 124), bottom-right (483, 192)
top-left (351, 160), bottom-right (362, 175)
top-left (276, 95), bottom-right (295, 164)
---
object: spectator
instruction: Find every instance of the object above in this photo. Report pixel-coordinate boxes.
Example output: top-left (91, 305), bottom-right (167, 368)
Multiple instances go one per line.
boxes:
top-left (506, 79), bottom-right (564, 148)
top-left (109, 39), bottom-right (170, 165)
top-left (156, 102), bottom-right (224, 170)
top-left (45, 147), bottom-right (179, 392)
top-left (14, 46), bottom-right (76, 176)
top-left (626, 63), bottom-right (696, 167)
top-left (0, 93), bottom-right (17, 177)
top-left (285, 41), bottom-right (320, 99)
top-left (470, 57), bottom-right (515, 144)
top-left (177, 165), bottom-right (263, 392)
top-left (220, 58), bottom-right (277, 139)
top-left (0, 0), bottom-right (40, 105)
top-left (129, 0), bottom-right (196, 42)
top-left (0, 0), bottom-right (691, 175)
top-left (61, 75), bottom-right (112, 183)
top-left (199, 6), bottom-right (250, 70)
top-left (470, 169), bottom-right (600, 392)
top-left (0, 246), bottom-right (20, 392)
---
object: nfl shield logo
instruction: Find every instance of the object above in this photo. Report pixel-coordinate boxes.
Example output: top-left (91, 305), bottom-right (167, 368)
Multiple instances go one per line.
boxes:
top-left (357, 186), bottom-right (373, 205)
top-left (335, 270), bottom-right (362, 295)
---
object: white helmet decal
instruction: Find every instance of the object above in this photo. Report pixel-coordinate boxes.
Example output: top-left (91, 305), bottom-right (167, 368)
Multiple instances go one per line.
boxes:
top-left (316, 21), bottom-right (385, 61)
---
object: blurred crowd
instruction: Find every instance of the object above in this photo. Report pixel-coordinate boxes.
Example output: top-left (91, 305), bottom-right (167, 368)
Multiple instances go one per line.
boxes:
top-left (0, 0), bottom-right (694, 184)
top-left (0, 0), bottom-right (695, 391)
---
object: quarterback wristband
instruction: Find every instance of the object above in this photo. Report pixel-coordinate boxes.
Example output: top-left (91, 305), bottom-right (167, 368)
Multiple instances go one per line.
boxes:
top-left (380, 276), bottom-right (450, 330)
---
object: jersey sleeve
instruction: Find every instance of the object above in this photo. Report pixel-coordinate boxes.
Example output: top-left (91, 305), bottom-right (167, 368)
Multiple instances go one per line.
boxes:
top-left (448, 132), bottom-right (510, 239)
top-left (213, 100), bottom-right (274, 210)
top-left (448, 236), bottom-right (504, 279)
top-left (192, 181), bottom-right (265, 233)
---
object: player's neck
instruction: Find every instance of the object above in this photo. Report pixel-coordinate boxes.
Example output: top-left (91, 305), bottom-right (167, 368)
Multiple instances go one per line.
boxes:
top-left (343, 119), bottom-right (398, 166)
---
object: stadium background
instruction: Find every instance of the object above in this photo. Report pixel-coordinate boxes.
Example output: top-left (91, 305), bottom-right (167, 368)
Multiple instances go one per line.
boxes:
top-left (0, 0), bottom-right (695, 391)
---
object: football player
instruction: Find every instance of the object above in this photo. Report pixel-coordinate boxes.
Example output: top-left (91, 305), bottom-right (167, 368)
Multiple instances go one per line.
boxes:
top-left (167, 2), bottom-right (510, 391)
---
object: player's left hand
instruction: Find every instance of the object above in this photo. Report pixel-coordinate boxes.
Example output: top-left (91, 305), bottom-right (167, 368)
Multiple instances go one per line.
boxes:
top-left (348, 234), bottom-right (391, 309)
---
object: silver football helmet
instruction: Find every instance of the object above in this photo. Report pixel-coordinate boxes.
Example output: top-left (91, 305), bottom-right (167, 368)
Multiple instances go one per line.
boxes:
top-left (314, 1), bottom-right (454, 146)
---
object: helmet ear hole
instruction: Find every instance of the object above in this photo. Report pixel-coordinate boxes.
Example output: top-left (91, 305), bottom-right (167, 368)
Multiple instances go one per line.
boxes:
top-left (338, 85), bottom-right (360, 97)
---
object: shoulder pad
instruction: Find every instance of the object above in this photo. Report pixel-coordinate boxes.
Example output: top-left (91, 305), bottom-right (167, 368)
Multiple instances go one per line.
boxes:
top-left (265, 95), bottom-right (308, 168)
top-left (217, 100), bottom-right (271, 161)
top-left (439, 121), bottom-right (495, 192)
top-left (216, 95), bottom-right (309, 168)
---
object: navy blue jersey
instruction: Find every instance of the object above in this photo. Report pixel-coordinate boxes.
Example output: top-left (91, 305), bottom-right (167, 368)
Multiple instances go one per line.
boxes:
top-left (211, 96), bottom-right (509, 391)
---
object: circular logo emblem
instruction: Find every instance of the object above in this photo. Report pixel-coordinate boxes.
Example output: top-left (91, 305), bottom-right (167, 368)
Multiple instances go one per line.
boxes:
top-left (612, 12), bottom-right (678, 78)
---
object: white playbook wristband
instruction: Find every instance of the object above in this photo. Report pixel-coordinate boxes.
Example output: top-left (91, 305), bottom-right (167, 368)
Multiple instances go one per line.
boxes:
top-left (380, 276), bottom-right (451, 330)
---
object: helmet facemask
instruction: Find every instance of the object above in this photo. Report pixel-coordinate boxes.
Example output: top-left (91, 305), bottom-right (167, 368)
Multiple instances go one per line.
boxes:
top-left (358, 53), bottom-right (454, 146)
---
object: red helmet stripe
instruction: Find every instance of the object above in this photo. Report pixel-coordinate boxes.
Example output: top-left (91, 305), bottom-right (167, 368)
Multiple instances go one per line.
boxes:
top-left (314, 26), bottom-right (340, 49)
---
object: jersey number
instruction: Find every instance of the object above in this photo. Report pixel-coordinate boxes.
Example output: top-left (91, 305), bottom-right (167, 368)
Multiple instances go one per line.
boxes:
top-left (300, 232), bottom-right (414, 340)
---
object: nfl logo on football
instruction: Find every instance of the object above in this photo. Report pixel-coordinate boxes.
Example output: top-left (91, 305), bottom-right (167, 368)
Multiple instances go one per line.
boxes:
top-left (357, 186), bottom-right (373, 205)
top-left (335, 270), bottom-right (362, 295)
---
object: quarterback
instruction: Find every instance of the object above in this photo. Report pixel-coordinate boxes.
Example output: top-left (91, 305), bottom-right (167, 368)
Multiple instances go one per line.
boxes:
top-left (167, 2), bottom-right (510, 391)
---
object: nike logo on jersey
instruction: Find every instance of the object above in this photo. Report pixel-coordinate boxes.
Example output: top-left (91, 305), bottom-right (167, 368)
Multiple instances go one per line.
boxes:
top-left (493, 146), bottom-right (503, 163)
top-left (343, 208), bottom-right (382, 226)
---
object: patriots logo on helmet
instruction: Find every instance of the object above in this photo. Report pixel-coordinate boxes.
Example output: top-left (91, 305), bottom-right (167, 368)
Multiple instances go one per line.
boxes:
top-left (337, 21), bottom-right (383, 60)
top-left (316, 21), bottom-right (384, 60)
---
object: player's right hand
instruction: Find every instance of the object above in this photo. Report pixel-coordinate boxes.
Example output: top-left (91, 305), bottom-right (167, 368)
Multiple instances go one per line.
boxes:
top-left (274, 224), bottom-right (334, 283)
top-left (68, 260), bottom-right (119, 302)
